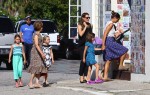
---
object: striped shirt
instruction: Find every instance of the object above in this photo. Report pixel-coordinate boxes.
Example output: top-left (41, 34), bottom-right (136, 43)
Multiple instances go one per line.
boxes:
top-left (13, 43), bottom-right (23, 55)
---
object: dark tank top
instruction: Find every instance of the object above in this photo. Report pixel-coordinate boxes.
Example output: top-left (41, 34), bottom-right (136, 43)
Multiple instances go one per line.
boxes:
top-left (78, 24), bottom-right (92, 47)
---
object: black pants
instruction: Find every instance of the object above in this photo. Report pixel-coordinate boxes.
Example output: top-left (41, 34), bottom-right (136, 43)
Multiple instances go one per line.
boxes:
top-left (23, 42), bottom-right (33, 68)
top-left (79, 46), bottom-right (88, 76)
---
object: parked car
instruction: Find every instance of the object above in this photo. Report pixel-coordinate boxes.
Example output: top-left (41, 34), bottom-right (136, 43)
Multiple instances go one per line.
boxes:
top-left (0, 16), bottom-right (16, 70)
top-left (15, 19), bottom-right (60, 58)
top-left (59, 27), bottom-right (80, 59)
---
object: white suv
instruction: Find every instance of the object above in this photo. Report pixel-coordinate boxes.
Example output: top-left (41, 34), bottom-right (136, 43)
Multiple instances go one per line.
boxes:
top-left (15, 19), bottom-right (60, 57)
top-left (0, 16), bottom-right (16, 69)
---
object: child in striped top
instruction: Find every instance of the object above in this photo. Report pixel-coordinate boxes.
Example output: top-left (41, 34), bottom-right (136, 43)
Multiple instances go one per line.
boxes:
top-left (8, 34), bottom-right (26, 88)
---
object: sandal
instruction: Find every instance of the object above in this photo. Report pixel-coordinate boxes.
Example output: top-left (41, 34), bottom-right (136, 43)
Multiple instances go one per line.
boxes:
top-left (27, 84), bottom-right (34, 89)
top-left (80, 81), bottom-right (86, 83)
top-left (43, 82), bottom-right (49, 87)
top-left (15, 82), bottom-right (19, 88)
top-left (19, 81), bottom-right (23, 87)
top-left (33, 84), bottom-right (42, 88)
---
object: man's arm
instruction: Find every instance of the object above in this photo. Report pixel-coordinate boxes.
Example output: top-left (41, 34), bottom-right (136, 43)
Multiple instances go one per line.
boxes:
top-left (19, 26), bottom-right (23, 42)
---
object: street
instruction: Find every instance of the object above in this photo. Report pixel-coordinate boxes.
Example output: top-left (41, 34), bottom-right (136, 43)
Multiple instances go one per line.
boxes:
top-left (0, 59), bottom-right (94, 95)
top-left (1, 59), bottom-right (150, 95)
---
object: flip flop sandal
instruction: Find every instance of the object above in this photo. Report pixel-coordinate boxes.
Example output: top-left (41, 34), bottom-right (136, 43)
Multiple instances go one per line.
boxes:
top-left (33, 84), bottom-right (42, 88)
top-left (27, 84), bottom-right (34, 89)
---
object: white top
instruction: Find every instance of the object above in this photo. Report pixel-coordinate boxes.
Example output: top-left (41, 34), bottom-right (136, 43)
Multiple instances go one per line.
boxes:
top-left (42, 44), bottom-right (52, 67)
top-left (104, 21), bottom-right (117, 37)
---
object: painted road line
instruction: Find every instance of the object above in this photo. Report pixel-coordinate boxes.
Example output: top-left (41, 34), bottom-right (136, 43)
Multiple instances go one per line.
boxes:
top-left (57, 86), bottom-right (113, 95)
top-left (109, 89), bottom-right (143, 93)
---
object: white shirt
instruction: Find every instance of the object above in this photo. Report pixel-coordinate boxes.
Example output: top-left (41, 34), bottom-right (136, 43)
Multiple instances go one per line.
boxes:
top-left (104, 21), bottom-right (117, 37)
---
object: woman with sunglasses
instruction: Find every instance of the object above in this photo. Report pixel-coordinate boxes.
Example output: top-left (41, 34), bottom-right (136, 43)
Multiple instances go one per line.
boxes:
top-left (78, 12), bottom-right (93, 83)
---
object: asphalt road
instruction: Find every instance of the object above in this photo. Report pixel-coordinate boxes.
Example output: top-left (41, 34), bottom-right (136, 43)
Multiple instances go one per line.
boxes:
top-left (0, 59), bottom-right (95, 95)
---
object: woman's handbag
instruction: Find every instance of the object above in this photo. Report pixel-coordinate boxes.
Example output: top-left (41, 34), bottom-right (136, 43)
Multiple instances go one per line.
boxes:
top-left (93, 37), bottom-right (102, 55)
top-left (113, 24), bottom-right (130, 44)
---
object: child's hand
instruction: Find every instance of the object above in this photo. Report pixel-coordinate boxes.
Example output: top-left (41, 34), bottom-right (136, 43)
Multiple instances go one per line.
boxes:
top-left (24, 60), bottom-right (27, 64)
top-left (83, 58), bottom-right (86, 63)
top-left (8, 59), bottom-right (11, 64)
top-left (52, 60), bottom-right (54, 64)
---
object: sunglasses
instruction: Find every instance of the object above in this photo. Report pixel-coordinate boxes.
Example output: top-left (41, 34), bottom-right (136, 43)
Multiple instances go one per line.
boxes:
top-left (85, 17), bottom-right (90, 19)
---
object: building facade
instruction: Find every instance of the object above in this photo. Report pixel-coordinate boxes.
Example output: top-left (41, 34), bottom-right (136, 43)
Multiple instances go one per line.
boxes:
top-left (69, 0), bottom-right (149, 82)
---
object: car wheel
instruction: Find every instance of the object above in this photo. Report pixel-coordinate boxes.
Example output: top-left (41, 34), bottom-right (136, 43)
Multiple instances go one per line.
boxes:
top-left (66, 48), bottom-right (72, 59)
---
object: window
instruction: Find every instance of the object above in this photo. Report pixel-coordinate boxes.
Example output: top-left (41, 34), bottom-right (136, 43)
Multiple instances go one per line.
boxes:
top-left (0, 18), bottom-right (14, 33)
top-left (69, 0), bottom-right (81, 39)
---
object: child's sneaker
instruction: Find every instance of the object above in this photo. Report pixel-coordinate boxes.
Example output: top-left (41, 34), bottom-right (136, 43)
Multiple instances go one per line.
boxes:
top-left (95, 79), bottom-right (103, 83)
top-left (86, 80), bottom-right (95, 85)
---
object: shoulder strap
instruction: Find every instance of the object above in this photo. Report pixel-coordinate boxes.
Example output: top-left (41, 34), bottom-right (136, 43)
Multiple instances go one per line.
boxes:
top-left (113, 24), bottom-right (117, 31)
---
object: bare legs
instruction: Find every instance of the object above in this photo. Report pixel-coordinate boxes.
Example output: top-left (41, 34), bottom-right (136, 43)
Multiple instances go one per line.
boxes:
top-left (102, 52), bottom-right (128, 81)
top-left (28, 74), bottom-right (35, 88)
top-left (86, 66), bottom-right (92, 81)
top-left (34, 74), bottom-right (42, 88)
top-left (119, 52), bottom-right (128, 70)
top-left (103, 60), bottom-right (111, 80)
top-left (94, 64), bottom-right (100, 80)
top-left (87, 63), bottom-right (100, 81)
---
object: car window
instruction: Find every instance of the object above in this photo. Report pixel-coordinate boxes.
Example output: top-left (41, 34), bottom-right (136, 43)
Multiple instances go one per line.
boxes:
top-left (38, 21), bottom-right (57, 33)
top-left (0, 18), bottom-right (15, 33)
top-left (17, 22), bottom-right (26, 32)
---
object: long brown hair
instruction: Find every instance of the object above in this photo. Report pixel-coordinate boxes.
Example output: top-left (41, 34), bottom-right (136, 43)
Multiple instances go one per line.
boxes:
top-left (78, 12), bottom-right (91, 28)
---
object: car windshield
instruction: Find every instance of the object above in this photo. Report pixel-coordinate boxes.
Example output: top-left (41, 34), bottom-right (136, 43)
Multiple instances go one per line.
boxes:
top-left (18, 21), bottom-right (57, 33)
top-left (0, 18), bottom-right (14, 33)
top-left (40, 21), bottom-right (57, 33)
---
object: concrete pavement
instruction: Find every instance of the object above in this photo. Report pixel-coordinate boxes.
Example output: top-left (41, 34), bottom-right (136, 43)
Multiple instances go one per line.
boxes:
top-left (1, 59), bottom-right (150, 95)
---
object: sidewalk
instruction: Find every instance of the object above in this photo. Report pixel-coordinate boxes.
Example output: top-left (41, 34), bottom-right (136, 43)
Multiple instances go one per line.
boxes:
top-left (55, 79), bottom-right (150, 95)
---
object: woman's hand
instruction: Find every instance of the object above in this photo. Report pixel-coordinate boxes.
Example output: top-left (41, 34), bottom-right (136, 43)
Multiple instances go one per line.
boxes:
top-left (83, 22), bottom-right (88, 28)
top-left (52, 60), bottom-right (54, 64)
top-left (114, 31), bottom-right (121, 38)
top-left (24, 60), bottom-right (27, 64)
top-left (83, 58), bottom-right (86, 63)
top-left (41, 53), bottom-right (46, 59)
top-left (8, 59), bottom-right (11, 64)
top-left (101, 45), bottom-right (106, 50)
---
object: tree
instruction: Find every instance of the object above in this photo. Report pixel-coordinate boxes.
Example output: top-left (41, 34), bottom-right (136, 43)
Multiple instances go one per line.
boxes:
top-left (25, 0), bottom-right (69, 32)
top-left (1, 0), bottom-right (69, 32)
